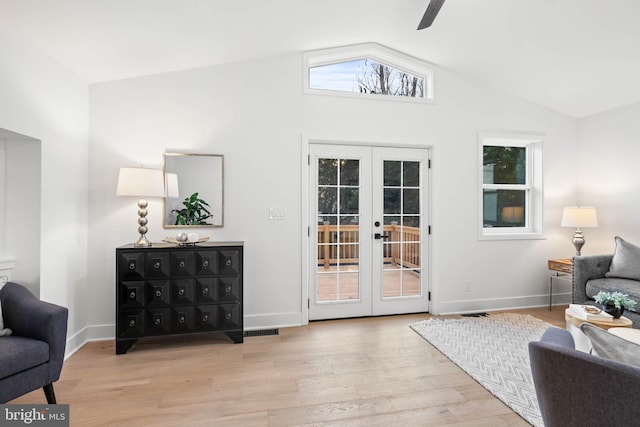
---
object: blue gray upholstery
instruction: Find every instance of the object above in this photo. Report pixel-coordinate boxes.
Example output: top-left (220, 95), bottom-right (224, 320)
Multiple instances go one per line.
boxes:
top-left (0, 282), bottom-right (68, 403)
top-left (529, 327), bottom-right (640, 427)
top-left (572, 254), bottom-right (640, 327)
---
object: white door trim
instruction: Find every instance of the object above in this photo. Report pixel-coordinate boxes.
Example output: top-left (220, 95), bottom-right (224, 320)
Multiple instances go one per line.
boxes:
top-left (300, 135), bottom-right (433, 324)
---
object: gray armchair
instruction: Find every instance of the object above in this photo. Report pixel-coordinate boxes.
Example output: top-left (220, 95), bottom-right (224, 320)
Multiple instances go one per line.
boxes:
top-left (0, 282), bottom-right (68, 403)
top-left (529, 327), bottom-right (640, 427)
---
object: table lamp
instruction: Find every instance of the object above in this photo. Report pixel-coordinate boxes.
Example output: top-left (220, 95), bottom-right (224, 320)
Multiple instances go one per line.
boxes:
top-left (116, 167), bottom-right (166, 247)
top-left (561, 206), bottom-right (598, 256)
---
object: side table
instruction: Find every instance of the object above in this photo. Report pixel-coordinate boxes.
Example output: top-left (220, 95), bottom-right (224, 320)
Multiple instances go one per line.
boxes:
top-left (548, 258), bottom-right (572, 311)
top-left (609, 327), bottom-right (640, 345)
top-left (565, 308), bottom-right (632, 352)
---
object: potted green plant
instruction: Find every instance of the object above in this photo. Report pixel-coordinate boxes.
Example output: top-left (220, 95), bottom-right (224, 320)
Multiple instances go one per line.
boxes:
top-left (172, 192), bottom-right (213, 225)
top-left (594, 291), bottom-right (638, 319)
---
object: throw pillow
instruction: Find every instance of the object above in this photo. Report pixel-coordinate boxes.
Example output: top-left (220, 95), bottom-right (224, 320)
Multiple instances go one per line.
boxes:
top-left (605, 236), bottom-right (640, 280)
top-left (0, 299), bottom-right (11, 337)
top-left (580, 323), bottom-right (640, 367)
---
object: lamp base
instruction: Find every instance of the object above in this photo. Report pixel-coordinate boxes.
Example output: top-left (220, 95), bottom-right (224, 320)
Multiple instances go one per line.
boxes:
top-left (132, 198), bottom-right (152, 247)
top-left (134, 234), bottom-right (152, 247)
top-left (572, 229), bottom-right (585, 256)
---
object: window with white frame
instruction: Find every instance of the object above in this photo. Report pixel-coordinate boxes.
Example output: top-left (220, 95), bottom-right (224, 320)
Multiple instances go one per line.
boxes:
top-left (479, 134), bottom-right (544, 239)
top-left (303, 43), bottom-right (434, 102)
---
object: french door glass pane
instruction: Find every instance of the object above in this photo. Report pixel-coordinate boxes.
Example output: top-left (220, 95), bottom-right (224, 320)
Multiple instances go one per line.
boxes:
top-left (382, 160), bottom-right (421, 298)
top-left (317, 157), bottom-right (361, 302)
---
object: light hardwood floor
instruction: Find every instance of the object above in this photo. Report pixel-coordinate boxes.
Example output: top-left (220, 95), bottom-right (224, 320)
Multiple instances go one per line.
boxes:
top-left (11, 307), bottom-right (567, 426)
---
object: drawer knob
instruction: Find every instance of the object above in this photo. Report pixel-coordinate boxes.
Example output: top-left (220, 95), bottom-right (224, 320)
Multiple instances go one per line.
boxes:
top-left (179, 316), bottom-right (185, 324)
top-left (129, 319), bottom-right (136, 327)
top-left (179, 261), bottom-right (185, 268)
top-left (203, 288), bottom-right (209, 295)
top-left (225, 312), bottom-right (232, 320)
top-left (154, 318), bottom-right (161, 326)
top-left (128, 263), bottom-right (135, 270)
top-left (178, 289), bottom-right (185, 296)
top-left (226, 260), bottom-right (232, 266)
top-left (202, 314), bottom-right (209, 321)
top-left (155, 290), bottom-right (162, 297)
top-left (202, 260), bottom-right (209, 268)
top-left (154, 261), bottom-right (161, 269)
top-left (129, 291), bottom-right (136, 299)
top-left (226, 286), bottom-right (232, 294)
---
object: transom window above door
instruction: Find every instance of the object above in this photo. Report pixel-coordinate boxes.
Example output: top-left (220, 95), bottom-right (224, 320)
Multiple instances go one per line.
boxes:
top-left (303, 43), bottom-right (435, 103)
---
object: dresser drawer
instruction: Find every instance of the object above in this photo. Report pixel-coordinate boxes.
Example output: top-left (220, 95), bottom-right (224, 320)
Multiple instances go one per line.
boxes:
top-left (172, 306), bottom-right (194, 332)
top-left (171, 251), bottom-right (195, 277)
top-left (146, 308), bottom-right (171, 335)
top-left (217, 250), bottom-right (241, 275)
top-left (146, 252), bottom-right (170, 278)
top-left (146, 280), bottom-right (170, 306)
top-left (215, 277), bottom-right (241, 303)
top-left (171, 279), bottom-right (194, 304)
top-left (219, 303), bottom-right (241, 329)
top-left (119, 252), bottom-right (145, 280)
top-left (118, 310), bottom-right (145, 338)
top-left (195, 305), bottom-right (219, 331)
top-left (120, 281), bottom-right (145, 309)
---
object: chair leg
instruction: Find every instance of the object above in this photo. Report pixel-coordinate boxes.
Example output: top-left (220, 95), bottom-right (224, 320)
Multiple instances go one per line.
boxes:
top-left (43, 384), bottom-right (56, 404)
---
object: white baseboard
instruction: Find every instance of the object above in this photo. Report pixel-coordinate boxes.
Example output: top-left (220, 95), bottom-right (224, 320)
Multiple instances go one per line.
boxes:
top-left (63, 313), bottom-right (306, 358)
top-left (435, 292), bottom-right (572, 316)
top-left (64, 323), bottom-right (114, 359)
top-left (243, 312), bottom-right (303, 330)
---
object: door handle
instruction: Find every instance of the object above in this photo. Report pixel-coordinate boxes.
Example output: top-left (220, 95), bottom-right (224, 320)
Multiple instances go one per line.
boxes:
top-left (374, 233), bottom-right (390, 240)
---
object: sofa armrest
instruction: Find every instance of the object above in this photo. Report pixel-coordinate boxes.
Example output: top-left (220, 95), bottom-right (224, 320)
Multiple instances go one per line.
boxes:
top-left (571, 254), bottom-right (612, 303)
top-left (0, 282), bottom-right (68, 382)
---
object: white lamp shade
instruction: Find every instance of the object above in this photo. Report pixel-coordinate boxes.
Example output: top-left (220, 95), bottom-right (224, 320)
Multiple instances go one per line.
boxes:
top-left (561, 207), bottom-right (598, 228)
top-left (116, 167), bottom-right (166, 198)
top-left (165, 173), bottom-right (180, 198)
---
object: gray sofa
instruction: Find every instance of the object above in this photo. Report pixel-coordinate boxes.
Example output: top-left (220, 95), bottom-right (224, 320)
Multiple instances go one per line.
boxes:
top-left (0, 282), bottom-right (68, 403)
top-left (572, 254), bottom-right (640, 328)
top-left (529, 326), bottom-right (640, 426)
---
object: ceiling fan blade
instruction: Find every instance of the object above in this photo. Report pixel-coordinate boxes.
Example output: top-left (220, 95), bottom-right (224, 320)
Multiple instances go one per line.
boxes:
top-left (417, 0), bottom-right (446, 30)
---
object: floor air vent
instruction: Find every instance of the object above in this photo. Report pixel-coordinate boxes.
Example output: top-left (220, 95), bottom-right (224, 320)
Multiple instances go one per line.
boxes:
top-left (461, 312), bottom-right (489, 317)
top-left (244, 329), bottom-right (279, 337)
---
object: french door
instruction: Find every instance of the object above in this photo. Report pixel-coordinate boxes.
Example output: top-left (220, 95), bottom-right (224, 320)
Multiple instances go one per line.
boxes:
top-left (309, 144), bottom-right (429, 320)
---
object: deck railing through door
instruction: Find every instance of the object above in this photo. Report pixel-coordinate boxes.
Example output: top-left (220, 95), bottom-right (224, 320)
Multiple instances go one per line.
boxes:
top-left (317, 223), bottom-right (420, 269)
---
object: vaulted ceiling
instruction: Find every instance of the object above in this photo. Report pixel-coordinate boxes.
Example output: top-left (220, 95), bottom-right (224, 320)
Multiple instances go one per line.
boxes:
top-left (1, 0), bottom-right (639, 117)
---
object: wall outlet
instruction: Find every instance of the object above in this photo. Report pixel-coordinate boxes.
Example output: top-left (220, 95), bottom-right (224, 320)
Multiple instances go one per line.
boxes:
top-left (464, 281), bottom-right (472, 292)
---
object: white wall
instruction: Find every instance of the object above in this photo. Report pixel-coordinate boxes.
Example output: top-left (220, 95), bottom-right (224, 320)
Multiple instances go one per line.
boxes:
top-left (0, 27), bottom-right (90, 350)
top-left (577, 102), bottom-right (640, 254)
top-left (89, 49), bottom-right (578, 334)
top-left (1, 132), bottom-right (41, 295)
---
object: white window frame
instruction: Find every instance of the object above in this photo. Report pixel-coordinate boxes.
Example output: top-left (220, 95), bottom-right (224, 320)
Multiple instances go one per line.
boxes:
top-left (479, 133), bottom-right (544, 240)
top-left (303, 43), bottom-right (435, 104)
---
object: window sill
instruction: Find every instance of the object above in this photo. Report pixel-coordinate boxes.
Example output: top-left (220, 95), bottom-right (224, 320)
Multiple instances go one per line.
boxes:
top-left (479, 232), bottom-right (546, 241)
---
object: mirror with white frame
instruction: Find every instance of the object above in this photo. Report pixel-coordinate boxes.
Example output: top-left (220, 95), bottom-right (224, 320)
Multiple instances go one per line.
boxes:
top-left (163, 152), bottom-right (224, 228)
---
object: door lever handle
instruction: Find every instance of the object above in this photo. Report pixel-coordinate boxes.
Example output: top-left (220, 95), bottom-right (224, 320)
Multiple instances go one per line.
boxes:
top-left (374, 233), bottom-right (390, 240)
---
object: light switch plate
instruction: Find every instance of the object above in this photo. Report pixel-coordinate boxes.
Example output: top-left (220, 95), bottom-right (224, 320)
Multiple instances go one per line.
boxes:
top-left (269, 207), bottom-right (286, 220)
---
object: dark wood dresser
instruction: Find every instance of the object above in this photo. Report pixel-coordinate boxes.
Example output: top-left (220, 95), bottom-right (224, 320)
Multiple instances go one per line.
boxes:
top-left (115, 241), bottom-right (243, 354)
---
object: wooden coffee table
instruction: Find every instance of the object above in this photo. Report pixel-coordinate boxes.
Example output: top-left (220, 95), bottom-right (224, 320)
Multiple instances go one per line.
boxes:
top-left (565, 308), bottom-right (632, 352)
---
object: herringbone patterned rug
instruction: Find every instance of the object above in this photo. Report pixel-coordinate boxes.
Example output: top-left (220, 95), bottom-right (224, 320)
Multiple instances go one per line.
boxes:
top-left (410, 313), bottom-right (551, 426)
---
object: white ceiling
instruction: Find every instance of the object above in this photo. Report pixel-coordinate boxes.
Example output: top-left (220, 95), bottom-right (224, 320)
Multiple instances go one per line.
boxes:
top-left (2, 0), bottom-right (640, 117)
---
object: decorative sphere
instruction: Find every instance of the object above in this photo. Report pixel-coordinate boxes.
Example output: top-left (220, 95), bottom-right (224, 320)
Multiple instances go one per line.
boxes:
top-left (188, 232), bottom-right (199, 243)
top-left (176, 232), bottom-right (188, 242)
